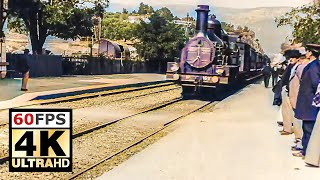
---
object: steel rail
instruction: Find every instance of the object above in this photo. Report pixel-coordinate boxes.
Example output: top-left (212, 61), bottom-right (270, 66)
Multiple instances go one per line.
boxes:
top-left (0, 97), bottom-right (183, 165)
top-left (0, 83), bottom-right (179, 127)
top-left (68, 101), bottom-right (219, 179)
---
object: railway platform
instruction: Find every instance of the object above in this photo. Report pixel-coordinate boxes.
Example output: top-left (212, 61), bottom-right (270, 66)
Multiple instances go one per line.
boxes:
top-left (0, 73), bottom-right (165, 109)
top-left (98, 83), bottom-right (320, 180)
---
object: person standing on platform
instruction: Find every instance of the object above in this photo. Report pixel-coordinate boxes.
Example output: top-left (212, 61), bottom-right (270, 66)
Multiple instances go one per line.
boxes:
top-left (262, 63), bottom-right (272, 88)
top-left (271, 63), bottom-right (280, 87)
top-left (304, 44), bottom-right (320, 167)
top-left (293, 44), bottom-right (320, 158)
top-left (279, 49), bottom-right (301, 135)
top-left (288, 48), bottom-right (307, 150)
top-left (15, 49), bottom-right (30, 91)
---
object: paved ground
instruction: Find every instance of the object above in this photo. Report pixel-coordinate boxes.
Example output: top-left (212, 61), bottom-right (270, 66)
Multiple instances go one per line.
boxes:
top-left (98, 83), bottom-right (320, 180)
top-left (0, 74), bottom-right (165, 108)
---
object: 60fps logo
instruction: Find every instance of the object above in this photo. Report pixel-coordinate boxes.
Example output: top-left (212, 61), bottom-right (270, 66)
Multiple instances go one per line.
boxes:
top-left (9, 109), bottom-right (72, 172)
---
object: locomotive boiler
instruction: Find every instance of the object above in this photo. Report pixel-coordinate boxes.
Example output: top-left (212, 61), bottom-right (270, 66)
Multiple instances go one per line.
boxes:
top-left (166, 5), bottom-right (269, 97)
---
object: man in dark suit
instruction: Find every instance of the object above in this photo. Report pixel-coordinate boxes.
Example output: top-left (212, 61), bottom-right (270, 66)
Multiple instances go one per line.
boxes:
top-left (293, 44), bottom-right (320, 158)
top-left (262, 63), bottom-right (272, 88)
top-left (15, 49), bottom-right (30, 91)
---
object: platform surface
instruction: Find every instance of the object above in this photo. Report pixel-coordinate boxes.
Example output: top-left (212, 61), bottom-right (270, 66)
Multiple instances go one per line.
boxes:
top-left (0, 74), bottom-right (165, 107)
top-left (98, 83), bottom-right (320, 180)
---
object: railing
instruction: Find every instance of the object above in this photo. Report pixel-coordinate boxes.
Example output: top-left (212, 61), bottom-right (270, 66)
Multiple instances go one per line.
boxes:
top-left (62, 56), bottom-right (147, 75)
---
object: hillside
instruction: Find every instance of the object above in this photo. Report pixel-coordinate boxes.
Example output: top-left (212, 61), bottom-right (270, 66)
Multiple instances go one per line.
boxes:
top-left (110, 3), bottom-right (293, 55)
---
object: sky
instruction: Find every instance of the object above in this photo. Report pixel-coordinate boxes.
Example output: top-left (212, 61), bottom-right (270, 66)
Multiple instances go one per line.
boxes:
top-left (118, 0), bottom-right (314, 8)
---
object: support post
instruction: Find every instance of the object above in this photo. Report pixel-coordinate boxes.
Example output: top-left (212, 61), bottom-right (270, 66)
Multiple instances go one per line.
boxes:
top-left (0, 0), bottom-right (8, 79)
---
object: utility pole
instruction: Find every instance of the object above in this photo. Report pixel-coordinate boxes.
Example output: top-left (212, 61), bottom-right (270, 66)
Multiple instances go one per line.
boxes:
top-left (0, 0), bottom-right (8, 79)
top-left (185, 13), bottom-right (189, 37)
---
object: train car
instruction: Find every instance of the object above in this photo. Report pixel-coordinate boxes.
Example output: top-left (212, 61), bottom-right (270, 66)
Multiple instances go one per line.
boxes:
top-left (166, 5), bottom-right (268, 96)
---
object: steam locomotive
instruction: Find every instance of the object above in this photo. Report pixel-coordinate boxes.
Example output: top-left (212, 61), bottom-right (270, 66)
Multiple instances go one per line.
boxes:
top-left (166, 5), bottom-right (269, 96)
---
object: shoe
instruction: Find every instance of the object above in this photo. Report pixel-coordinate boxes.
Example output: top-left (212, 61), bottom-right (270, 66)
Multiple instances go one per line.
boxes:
top-left (294, 139), bottom-right (302, 144)
top-left (279, 130), bottom-right (293, 135)
top-left (292, 152), bottom-right (305, 158)
top-left (305, 163), bottom-right (319, 168)
top-left (21, 88), bottom-right (28, 91)
top-left (277, 121), bottom-right (283, 126)
top-left (291, 146), bottom-right (303, 151)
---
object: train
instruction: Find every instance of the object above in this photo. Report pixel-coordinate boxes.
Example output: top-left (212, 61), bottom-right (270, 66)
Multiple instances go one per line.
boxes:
top-left (166, 5), bottom-right (270, 97)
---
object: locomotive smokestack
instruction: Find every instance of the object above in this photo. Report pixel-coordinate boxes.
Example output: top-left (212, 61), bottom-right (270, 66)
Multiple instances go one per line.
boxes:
top-left (195, 5), bottom-right (210, 34)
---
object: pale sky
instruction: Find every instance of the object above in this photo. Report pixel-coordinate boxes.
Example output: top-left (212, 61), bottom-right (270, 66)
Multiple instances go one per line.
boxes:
top-left (120, 0), bottom-right (314, 8)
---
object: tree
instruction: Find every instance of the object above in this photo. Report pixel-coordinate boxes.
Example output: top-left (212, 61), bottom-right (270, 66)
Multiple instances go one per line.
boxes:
top-left (8, 0), bottom-right (109, 54)
top-left (102, 13), bottom-right (136, 41)
top-left (122, 8), bottom-right (129, 14)
top-left (181, 16), bottom-right (195, 22)
top-left (133, 13), bottom-right (186, 72)
top-left (275, 3), bottom-right (320, 44)
top-left (221, 22), bottom-right (235, 32)
top-left (137, 2), bottom-right (154, 15)
top-left (155, 7), bottom-right (174, 21)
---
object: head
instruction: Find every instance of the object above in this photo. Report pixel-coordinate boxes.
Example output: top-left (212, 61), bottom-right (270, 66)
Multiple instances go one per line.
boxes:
top-left (306, 44), bottom-right (320, 60)
top-left (306, 50), bottom-right (320, 59)
top-left (284, 49), bottom-right (301, 64)
top-left (289, 58), bottom-right (298, 64)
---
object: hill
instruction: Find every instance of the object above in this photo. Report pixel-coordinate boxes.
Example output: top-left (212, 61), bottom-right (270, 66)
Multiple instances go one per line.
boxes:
top-left (109, 3), bottom-right (293, 55)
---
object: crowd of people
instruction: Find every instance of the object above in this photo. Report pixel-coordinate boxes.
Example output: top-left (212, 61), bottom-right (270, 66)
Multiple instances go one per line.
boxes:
top-left (270, 43), bottom-right (320, 167)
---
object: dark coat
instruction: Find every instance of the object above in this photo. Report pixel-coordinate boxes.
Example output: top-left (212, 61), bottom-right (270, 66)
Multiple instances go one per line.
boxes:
top-left (272, 64), bottom-right (294, 106)
top-left (295, 59), bottom-right (320, 121)
top-left (15, 54), bottom-right (30, 74)
top-left (281, 63), bottom-right (294, 92)
top-left (271, 67), bottom-right (280, 77)
top-left (262, 65), bottom-right (271, 76)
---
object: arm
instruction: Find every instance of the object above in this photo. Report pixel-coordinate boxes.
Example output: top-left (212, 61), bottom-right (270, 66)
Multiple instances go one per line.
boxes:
top-left (309, 67), bottom-right (320, 94)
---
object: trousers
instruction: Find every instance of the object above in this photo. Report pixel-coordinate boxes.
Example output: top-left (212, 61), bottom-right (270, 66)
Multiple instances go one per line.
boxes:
top-left (281, 92), bottom-right (303, 139)
top-left (263, 75), bottom-right (271, 88)
top-left (302, 121), bottom-right (316, 156)
top-left (305, 113), bottom-right (320, 166)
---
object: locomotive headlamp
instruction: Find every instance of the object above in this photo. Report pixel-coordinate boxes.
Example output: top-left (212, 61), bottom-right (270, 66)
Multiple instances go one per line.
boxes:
top-left (173, 74), bottom-right (180, 80)
top-left (210, 76), bottom-right (219, 83)
top-left (170, 63), bottom-right (179, 72)
top-left (216, 68), bottom-right (224, 75)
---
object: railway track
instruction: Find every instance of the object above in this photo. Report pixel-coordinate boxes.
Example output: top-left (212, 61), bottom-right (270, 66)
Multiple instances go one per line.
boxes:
top-left (0, 82), bottom-right (179, 127)
top-left (0, 82), bottom-right (180, 164)
top-left (0, 81), bottom-right (175, 111)
top-left (0, 97), bottom-right (183, 165)
top-left (68, 100), bottom-right (219, 179)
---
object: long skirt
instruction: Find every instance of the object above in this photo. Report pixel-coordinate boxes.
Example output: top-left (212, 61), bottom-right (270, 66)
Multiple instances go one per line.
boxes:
top-left (305, 114), bottom-right (320, 167)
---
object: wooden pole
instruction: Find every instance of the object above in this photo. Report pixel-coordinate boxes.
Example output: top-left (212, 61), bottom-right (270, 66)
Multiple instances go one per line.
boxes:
top-left (0, 0), bottom-right (7, 79)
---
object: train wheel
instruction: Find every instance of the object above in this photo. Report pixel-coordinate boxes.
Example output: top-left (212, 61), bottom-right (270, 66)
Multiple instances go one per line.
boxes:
top-left (199, 87), bottom-right (216, 100)
top-left (181, 86), bottom-right (193, 99)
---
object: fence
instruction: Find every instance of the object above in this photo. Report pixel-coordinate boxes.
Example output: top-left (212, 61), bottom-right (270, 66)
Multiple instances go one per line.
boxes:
top-left (5, 54), bottom-right (148, 78)
top-left (6, 54), bottom-right (62, 78)
top-left (61, 56), bottom-right (147, 75)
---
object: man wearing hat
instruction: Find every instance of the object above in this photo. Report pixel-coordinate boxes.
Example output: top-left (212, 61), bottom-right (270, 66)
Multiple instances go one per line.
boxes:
top-left (278, 49), bottom-right (302, 135)
top-left (293, 44), bottom-right (320, 158)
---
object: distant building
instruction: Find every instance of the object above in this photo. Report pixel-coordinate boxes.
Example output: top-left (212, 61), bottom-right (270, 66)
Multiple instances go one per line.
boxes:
top-left (173, 20), bottom-right (191, 27)
top-left (128, 15), bottom-right (150, 24)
